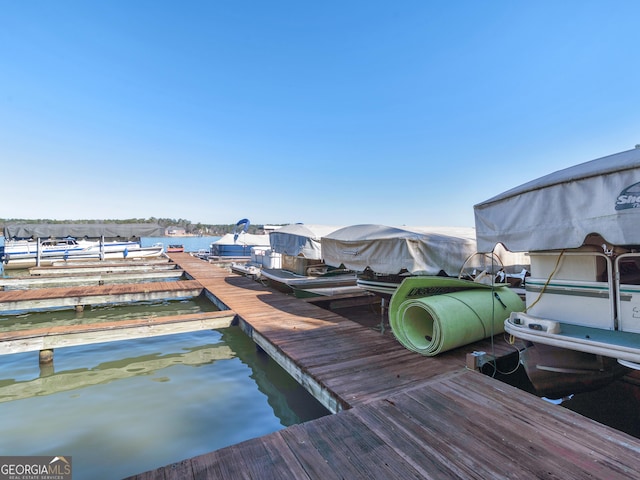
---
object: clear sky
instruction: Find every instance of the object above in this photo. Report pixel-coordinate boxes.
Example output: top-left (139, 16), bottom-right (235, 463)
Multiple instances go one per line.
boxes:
top-left (1, 1), bottom-right (639, 227)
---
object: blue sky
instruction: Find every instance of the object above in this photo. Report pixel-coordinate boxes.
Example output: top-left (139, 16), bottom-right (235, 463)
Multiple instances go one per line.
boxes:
top-left (1, 1), bottom-right (639, 227)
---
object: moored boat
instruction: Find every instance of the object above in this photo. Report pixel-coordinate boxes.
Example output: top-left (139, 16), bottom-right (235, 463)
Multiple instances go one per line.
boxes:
top-left (260, 223), bottom-right (357, 293)
top-left (208, 220), bottom-right (270, 259)
top-left (260, 266), bottom-right (356, 293)
top-left (230, 246), bottom-right (281, 278)
top-left (1, 223), bottom-right (165, 270)
top-left (321, 224), bottom-right (529, 300)
top-left (474, 146), bottom-right (640, 397)
top-left (1, 238), bottom-right (164, 269)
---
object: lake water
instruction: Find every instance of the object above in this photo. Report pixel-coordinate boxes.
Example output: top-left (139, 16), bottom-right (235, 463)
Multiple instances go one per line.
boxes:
top-left (0, 281), bottom-right (329, 479)
top-left (140, 236), bottom-right (220, 253)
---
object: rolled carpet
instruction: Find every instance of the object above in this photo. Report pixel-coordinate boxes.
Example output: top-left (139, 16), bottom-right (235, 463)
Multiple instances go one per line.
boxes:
top-left (389, 281), bottom-right (524, 356)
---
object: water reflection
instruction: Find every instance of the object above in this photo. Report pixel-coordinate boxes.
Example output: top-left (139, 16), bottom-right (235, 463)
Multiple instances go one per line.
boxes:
top-left (221, 326), bottom-right (330, 426)
top-left (0, 299), bottom-right (330, 479)
top-left (0, 343), bottom-right (234, 403)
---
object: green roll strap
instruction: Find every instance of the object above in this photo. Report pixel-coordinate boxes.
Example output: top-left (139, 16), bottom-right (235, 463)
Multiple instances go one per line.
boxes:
top-left (389, 277), bottom-right (525, 356)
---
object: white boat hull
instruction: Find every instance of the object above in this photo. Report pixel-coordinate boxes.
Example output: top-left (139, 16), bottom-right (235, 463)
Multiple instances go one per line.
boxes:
top-left (1, 241), bottom-right (164, 269)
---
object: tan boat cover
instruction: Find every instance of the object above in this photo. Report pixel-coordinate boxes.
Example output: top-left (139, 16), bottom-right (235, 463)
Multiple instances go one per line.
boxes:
top-left (474, 147), bottom-right (640, 252)
top-left (321, 224), bottom-right (478, 275)
top-left (3, 223), bottom-right (164, 239)
top-left (269, 224), bottom-right (344, 259)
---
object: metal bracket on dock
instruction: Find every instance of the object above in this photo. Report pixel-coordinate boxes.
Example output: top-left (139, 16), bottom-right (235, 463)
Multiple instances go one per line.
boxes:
top-left (466, 351), bottom-right (495, 370)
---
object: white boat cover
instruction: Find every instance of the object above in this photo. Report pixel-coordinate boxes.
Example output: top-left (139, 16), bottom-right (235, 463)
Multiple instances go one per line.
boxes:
top-left (3, 223), bottom-right (164, 239)
top-left (212, 233), bottom-right (270, 246)
top-left (269, 224), bottom-right (343, 259)
top-left (321, 224), bottom-right (478, 275)
top-left (474, 147), bottom-right (640, 253)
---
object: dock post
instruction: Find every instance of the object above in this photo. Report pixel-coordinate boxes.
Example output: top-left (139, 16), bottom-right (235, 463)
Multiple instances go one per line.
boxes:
top-left (36, 237), bottom-right (42, 267)
top-left (39, 350), bottom-right (54, 377)
top-left (75, 305), bottom-right (84, 313)
top-left (39, 349), bottom-right (54, 365)
top-left (379, 298), bottom-right (387, 334)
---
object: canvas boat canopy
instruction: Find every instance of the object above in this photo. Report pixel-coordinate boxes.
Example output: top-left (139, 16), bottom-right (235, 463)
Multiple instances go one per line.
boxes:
top-left (3, 223), bottom-right (164, 240)
top-left (474, 147), bottom-right (640, 253)
top-left (211, 233), bottom-right (270, 246)
top-left (269, 224), bottom-right (343, 260)
top-left (321, 224), bottom-right (478, 276)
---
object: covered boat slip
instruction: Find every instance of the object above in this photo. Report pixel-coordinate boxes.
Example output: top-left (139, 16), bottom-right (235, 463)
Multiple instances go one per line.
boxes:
top-left (208, 233), bottom-right (270, 258)
top-left (321, 225), bottom-right (480, 276)
top-left (129, 257), bottom-right (640, 479)
top-left (473, 147), bottom-right (640, 254)
top-left (2, 222), bottom-right (165, 240)
top-left (473, 146), bottom-right (640, 394)
top-left (262, 223), bottom-right (357, 293)
top-left (1, 223), bottom-right (166, 269)
top-left (269, 223), bottom-right (344, 260)
top-left (321, 224), bottom-right (530, 299)
top-left (474, 149), bottom-right (640, 335)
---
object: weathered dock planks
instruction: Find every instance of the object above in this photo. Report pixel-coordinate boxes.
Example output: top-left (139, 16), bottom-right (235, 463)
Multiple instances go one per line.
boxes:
top-left (0, 311), bottom-right (235, 355)
top-left (167, 253), bottom-right (520, 411)
top-left (0, 258), bottom-right (234, 357)
top-left (0, 270), bottom-right (185, 290)
top-left (28, 261), bottom-right (179, 276)
top-left (0, 280), bottom-right (204, 314)
top-left (129, 370), bottom-right (640, 480)
top-left (125, 252), bottom-right (640, 480)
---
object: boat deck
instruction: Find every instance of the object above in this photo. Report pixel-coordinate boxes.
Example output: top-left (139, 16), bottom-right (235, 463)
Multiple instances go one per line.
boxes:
top-left (127, 253), bottom-right (640, 479)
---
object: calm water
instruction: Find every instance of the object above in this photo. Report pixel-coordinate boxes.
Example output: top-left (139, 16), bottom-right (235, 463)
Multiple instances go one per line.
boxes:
top-left (140, 236), bottom-right (220, 252)
top-left (0, 299), bottom-right (329, 479)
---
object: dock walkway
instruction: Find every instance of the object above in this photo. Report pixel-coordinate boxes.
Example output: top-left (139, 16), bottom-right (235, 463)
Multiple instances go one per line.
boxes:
top-left (0, 259), bottom-right (233, 354)
top-left (129, 253), bottom-right (640, 479)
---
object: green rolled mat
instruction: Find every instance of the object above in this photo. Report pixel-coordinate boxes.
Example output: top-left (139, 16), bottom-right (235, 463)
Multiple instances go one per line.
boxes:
top-left (389, 280), bottom-right (524, 356)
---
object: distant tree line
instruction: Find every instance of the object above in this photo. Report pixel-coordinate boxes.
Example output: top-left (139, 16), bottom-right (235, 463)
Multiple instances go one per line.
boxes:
top-left (0, 218), bottom-right (276, 236)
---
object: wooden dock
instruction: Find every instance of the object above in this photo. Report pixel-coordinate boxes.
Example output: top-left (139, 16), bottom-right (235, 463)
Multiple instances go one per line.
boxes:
top-left (0, 269), bottom-right (185, 290)
top-left (127, 253), bottom-right (640, 479)
top-left (0, 311), bottom-right (235, 355)
top-left (0, 280), bottom-right (204, 315)
top-left (0, 258), bottom-right (233, 355)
